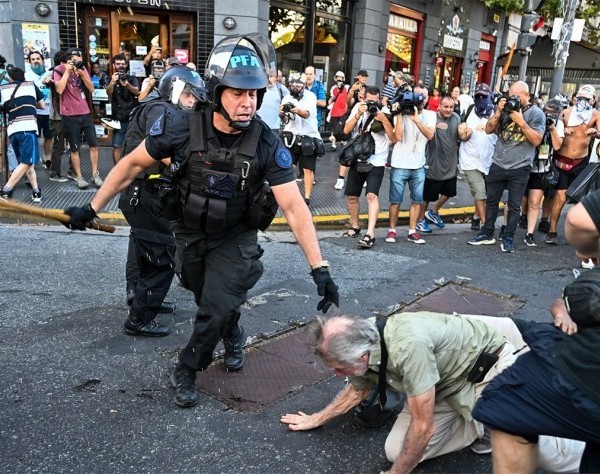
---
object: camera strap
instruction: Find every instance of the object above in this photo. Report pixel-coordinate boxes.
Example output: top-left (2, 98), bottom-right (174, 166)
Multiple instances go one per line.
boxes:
top-left (359, 114), bottom-right (375, 135)
top-left (375, 316), bottom-right (389, 409)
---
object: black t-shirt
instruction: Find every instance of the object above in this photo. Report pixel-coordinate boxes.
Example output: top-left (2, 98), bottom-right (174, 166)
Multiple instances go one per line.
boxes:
top-left (551, 190), bottom-right (600, 405)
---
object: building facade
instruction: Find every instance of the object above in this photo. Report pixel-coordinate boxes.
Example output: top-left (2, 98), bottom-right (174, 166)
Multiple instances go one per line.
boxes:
top-left (0, 0), bottom-right (507, 94)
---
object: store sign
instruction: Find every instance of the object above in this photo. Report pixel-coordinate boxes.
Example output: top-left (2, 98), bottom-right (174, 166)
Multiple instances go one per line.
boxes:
top-left (443, 34), bottom-right (463, 51)
top-left (388, 14), bottom-right (418, 33)
top-left (479, 40), bottom-right (491, 51)
top-left (114, 0), bottom-right (162, 6)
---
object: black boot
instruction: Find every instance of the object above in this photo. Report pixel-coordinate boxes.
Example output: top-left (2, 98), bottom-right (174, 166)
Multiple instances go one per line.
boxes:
top-left (123, 315), bottom-right (171, 337)
top-left (223, 325), bottom-right (246, 371)
top-left (158, 301), bottom-right (176, 314)
top-left (170, 364), bottom-right (199, 408)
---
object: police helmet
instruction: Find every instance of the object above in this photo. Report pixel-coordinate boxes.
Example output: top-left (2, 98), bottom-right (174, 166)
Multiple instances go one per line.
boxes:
top-left (158, 66), bottom-right (207, 109)
top-left (204, 33), bottom-right (276, 111)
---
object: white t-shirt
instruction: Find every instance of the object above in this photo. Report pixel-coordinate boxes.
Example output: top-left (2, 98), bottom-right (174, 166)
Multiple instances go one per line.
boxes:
top-left (281, 89), bottom-right (320, 138)
top-left (25, 69), bottom-right (50, 116)
top-left (459, 112), bottom-right (497, 174)
top-left (390, 110), bottom-right (437, 169)
top-left (458, 93), bottom-right (474, 115)
top-left (347, 103), bottom-right (392, 167)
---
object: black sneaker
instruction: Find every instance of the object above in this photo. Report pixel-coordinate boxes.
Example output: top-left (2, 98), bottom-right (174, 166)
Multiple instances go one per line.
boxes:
top-left (545, 232), bottom-right (558, 245)
top-left (468, 232), bottom-right (496, 246)
top-left (537, 219), bottom-right (550, 233)
top-left (0, 188), bottom-right (13, 199)
top-left (470, 217), bottom-right (481, 231)
top-left (518, 214), bottom-right (527, 229)
top-left (158, 301), bottom-right (176, 314)
top-left (123, 316), bottom-right (171, 337)
top-left (31, 189), bottom-right (42, 203)
top-left (223, 325), bottom-right (246, 371)
top-left (170, 364), bottom-right (199, 408)
top-left (524, 233), bottom-right (536, 247)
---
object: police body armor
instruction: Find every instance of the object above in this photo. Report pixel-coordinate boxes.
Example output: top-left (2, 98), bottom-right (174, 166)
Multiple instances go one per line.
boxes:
top-left (177, 108), bottom-right (265, 233)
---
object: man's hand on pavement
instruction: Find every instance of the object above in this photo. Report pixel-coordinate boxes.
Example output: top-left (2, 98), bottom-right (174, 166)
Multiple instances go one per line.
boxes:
top-left (280, 411), bottom-right (321, 431)
top-left (311, 267), bottom-right (339, 313)
top-left (63, 204), bottom-right (98, 231)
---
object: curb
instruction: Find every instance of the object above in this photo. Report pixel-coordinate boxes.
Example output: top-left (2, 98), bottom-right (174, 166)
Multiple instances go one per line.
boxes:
top-left (0, 205), bottom-right (491, 231)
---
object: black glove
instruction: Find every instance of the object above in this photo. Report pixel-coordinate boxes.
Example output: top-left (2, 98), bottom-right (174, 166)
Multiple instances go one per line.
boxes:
top-left (63, 204), bottom-right (98, 231)
top-left (311, 267), bottom-right (339, 313)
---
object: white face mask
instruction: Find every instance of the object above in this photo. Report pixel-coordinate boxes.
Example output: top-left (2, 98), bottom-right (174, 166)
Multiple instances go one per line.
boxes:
top-left (336, 80), bottom-right (344, 87)
top-left (576, 98), bottom-right (593, 113)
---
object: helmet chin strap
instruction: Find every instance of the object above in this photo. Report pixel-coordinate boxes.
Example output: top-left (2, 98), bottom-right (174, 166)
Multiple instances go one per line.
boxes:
top-left (219, 104), bottom-right (253, 131)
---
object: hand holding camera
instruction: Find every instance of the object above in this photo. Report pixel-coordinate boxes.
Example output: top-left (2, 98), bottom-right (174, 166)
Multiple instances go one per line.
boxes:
top-left (282, 102), bottom-right (295, 114)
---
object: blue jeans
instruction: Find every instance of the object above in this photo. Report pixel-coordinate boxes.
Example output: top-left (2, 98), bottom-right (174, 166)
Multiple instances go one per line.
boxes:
top-left (389, 167), bottom-right (425, 204)
top-left (481, 163), bottom-right (530, 239)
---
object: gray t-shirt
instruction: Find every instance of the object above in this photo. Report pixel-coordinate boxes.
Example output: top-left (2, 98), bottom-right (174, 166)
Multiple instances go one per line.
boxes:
top-left (493, 105), bottom-right (546, 170)
top-left (426, 112), bottom-right (460, 180)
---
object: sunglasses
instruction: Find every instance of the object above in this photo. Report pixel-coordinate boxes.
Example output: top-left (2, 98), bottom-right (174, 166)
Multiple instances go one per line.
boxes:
top-left (576, 96), bottom-right (592, 102)
top-left (71, 51), bottom-right (83, 56)
top-left (474, 94), bottom-right (488, 100)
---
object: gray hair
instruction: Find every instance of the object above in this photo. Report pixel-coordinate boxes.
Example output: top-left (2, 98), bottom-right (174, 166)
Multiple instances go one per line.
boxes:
top-left (314, 315), bottom-right (379, 366)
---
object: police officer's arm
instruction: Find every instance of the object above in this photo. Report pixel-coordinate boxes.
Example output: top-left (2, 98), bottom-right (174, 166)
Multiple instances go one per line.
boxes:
top-left (89, 140), bottom-right (158, 213)
top-left (383, 387), bottom-right (436, 474)
top-left (281, 383), bottom-right (371, 431)
top-left (271, 182), bottom-right (323, 265)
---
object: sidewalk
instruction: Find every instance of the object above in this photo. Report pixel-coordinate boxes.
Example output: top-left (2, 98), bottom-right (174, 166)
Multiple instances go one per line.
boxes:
top-left (0, 144), bottom-right (479, 228)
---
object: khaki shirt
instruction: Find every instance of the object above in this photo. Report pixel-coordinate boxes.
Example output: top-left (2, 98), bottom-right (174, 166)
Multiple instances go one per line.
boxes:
top-left (349, 312), bottom-right (504, 420)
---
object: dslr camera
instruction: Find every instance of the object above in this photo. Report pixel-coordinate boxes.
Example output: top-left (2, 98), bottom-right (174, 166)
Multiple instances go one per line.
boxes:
top-left (545, 113), bottom-right (555, 127)
top-left (282, 103), bottom-right (294, 114)
top-left (72, 60), bottom-right (84, 70)
top-left (366, 100), bottom-right (382, 115)
top-left (504, 95), bottom-right (521, 112)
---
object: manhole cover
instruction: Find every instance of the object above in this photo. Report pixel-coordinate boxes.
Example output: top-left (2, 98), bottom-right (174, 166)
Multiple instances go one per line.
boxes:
top-left (400, 282), bottom-right (524, 317)
top-left (195, 324), bottom-right (331, 412)
top-left (195, 282), bottom-right (524, 411)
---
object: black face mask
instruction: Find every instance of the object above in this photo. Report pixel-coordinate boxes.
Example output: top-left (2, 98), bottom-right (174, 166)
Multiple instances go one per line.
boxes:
top-left (290, 88), bottom-right (303, 100)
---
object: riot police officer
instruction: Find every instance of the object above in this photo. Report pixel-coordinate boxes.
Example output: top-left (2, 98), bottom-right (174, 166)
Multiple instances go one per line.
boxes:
top-left (120, 67), bottom-right (204, 338)
top-left (63, 33), bottom-right (339, 409)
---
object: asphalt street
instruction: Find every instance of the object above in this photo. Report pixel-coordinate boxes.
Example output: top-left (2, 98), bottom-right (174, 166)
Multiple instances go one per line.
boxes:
top-left (0, 217), bottom-right (583, 473)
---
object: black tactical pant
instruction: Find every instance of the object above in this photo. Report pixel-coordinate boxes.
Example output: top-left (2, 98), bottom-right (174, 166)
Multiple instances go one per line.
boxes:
top-left (120, 181), bottom-right (176, 323)
top-left (174, 225), bottom-right (264, 371)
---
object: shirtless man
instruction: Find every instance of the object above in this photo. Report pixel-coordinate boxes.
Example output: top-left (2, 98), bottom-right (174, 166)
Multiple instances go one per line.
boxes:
top-left (546, 85), bottom-right (600, 245)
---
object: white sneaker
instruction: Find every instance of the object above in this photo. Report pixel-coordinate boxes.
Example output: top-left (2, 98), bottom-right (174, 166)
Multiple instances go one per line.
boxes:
top-left (334, 178), bottom-right (344, 190)
top-left (76, 176), bottom-right (89, 189)
top-left (582, 258), bottom-right (597, 269)
top-left (91, 172), bottom-right (104, 187)
top-left (101, 118), bottom-right (121, 130)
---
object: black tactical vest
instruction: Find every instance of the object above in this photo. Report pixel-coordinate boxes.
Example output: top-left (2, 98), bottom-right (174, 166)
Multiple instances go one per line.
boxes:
top-left (177, 109), bottom-right (262, 233)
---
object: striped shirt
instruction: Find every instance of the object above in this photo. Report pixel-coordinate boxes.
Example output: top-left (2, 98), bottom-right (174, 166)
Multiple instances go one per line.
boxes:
top-left (0, 81), bottom-right (43, 136)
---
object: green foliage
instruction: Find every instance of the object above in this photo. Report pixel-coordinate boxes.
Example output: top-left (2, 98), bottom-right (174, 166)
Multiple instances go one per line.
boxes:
top-left (484, 0), bottom-right (524, 14)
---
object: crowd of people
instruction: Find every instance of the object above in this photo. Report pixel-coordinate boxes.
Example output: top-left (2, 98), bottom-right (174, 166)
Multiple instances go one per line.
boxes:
top-left (1, 33), bottom-right (598, 474)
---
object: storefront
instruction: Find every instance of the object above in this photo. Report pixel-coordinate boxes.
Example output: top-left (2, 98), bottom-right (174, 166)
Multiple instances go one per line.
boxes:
top-left (474, 34), bottom-right (496, 87)
top-left (269, 0), bottom-right (351, 86)
top-left (385, 5), bottom-right (424, 77)
top-left (57, 0), bottom-right (214, 76)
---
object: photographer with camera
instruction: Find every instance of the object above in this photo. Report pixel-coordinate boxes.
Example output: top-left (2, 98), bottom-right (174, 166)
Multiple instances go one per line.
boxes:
top-left (280, 73), bottom-right (323, 206)
top-left (52, 49), bottom-right (102, 189)
top-left (522, 99), bottom-right (565, 247)
top-left (346, 69), bottom-right (369, 109)
top-left (385, 86), bottom-right (436, 245)
top-left (138, 60), bottom-right (165, 101)
top-left (468, 81), bottom-right (545, 253)
top-left (103, 54), bottom-right (140, 165)
top-left (340, 86), bottom-right (395, 249)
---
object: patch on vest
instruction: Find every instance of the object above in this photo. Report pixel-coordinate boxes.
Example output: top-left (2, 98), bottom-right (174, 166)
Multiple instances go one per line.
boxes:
top-left (275, 147), bottom-right (292, 169)
top-left (149, 114), bottom-right (165, 136)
